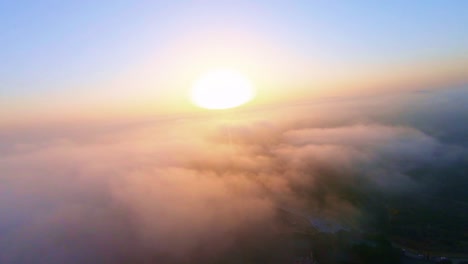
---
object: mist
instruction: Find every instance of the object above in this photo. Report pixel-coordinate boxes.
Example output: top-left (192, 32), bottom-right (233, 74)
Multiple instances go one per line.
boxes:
top-left (1, 87), bottom-right (467, 263)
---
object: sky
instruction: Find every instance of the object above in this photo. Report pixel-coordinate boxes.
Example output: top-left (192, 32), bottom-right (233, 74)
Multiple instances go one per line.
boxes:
top-left (1, 1), bottom-right (468, 122)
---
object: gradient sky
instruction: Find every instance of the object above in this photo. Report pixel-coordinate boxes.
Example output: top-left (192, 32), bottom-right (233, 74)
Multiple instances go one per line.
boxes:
top-left (1, 1), bottom-right (468, 122)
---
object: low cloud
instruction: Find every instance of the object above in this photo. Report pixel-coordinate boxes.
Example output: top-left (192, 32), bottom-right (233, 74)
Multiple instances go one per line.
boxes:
top-left (1, 89), bottom-right (466, 263)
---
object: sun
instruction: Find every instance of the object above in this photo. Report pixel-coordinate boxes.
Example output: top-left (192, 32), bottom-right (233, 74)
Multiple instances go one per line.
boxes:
top-left (190, 69), bottom-right (255, 109)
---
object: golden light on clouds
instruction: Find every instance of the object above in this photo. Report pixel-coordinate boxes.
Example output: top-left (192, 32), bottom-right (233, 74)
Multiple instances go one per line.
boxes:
top-left (190, 69), bottom-right (255, 109)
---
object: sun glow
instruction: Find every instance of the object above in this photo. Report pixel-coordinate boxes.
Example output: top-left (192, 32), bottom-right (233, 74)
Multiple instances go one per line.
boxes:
top-left (190, 69), bottom-right (255, 109)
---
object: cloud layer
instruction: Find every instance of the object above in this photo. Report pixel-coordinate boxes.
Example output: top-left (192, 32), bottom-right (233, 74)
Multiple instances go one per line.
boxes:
top-left (1, 88), bottom-right (467, 263)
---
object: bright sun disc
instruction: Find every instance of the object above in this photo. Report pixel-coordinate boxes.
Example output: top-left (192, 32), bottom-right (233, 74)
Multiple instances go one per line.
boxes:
top-left (190, 69), bottom-right (255, 109)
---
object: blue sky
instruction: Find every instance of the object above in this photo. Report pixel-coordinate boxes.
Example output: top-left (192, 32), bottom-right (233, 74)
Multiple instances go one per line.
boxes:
top-left (1, 1), bottom-right (467, 118)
